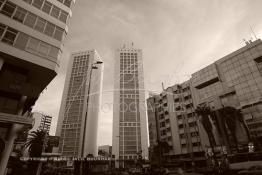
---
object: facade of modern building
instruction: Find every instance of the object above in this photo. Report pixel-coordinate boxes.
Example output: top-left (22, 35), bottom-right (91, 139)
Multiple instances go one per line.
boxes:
top-left (147, 82), bottom-right (209, 165)
top-left (112, 46), bottom-right (148, 168)
top-left (56, 50), bottom-right (103, 158)
top-left (29, 112), bottom-right (52, 134)
top-left (0, 0), bottom-right (74, 174)
top-left (191, 39), bottom-right (262, 146)
top-left (147, 39), bottom-right (262, 163)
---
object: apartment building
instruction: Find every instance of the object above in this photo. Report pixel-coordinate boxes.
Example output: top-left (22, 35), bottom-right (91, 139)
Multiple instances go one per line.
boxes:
top-left (29, 112), bottom-right (52, 134)
top-left (148, 39), bottom-right (262, 165)
top-left (0, 0), bottom-right (74, 174)
top-left (147, 82), bottom-right (209, 166)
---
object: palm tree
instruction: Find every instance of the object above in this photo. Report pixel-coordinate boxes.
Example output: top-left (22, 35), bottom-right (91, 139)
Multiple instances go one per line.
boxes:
top-left (25, 129), bottom-right (47, 157)
top-left (221, 106), bottom-right (252, 152)
top-left (195, 105), bottom-right (217, 147)
top-left (151, 140), bottom-right (170, 168)
top-left (25, 129), bottom-right (48, 175)
top-left (195, 104), bottom-right (218, 167)
top-left (221, 107), bottom-right (239, 152)
top-left (235, 109), bottom-right (251, 142)
top-left (157, 140), bottom-right (171, 168)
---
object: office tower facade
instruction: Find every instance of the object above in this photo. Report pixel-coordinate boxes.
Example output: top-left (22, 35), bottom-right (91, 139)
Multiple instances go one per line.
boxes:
top-left (147, 82), bottom-right (209, 165)
top-left (112, 46), bottom-right (148, 168)
top-left (0, 0), bottom-right (74, 173)
top-left (56, 50), bottom-right (103, 157)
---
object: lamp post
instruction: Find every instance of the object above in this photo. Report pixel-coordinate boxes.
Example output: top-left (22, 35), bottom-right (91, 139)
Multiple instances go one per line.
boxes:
top-left (81, 61), bottom-right (103, 156)
top-left (116, 135), bottom-right (123, 169)
top-left (80, 61), bottom-right (103, 175)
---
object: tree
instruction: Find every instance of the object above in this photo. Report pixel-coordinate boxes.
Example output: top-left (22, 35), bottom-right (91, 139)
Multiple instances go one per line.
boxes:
top-left (195, 104), bottom-right (218, 168)
top-left (195, 105), bottom-right (217, 147)
top-left (235, 109), bottom-right (251, 142)
top-left (220, 106), bottom-right (251, 152)
top-left (25, 129), bottom-right (48, 175)
top-left (25, 130), bottom-right (48, 157)
top-left (221, 107), bottom-right (239, 151)
top-left (151, 140), bottom-right (171, 168)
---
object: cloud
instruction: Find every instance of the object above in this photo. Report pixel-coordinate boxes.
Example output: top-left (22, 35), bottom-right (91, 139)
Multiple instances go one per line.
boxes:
top-left (33, 0), bottom-right (262, 146)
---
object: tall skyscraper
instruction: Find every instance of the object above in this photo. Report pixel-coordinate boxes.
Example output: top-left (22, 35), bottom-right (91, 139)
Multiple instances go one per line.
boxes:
top-left (112, 45), bottom-right (148, 168)
top-left (56, 50), bottom-right (103, 157)
top-left (0, 0), bottom-right (74, 173)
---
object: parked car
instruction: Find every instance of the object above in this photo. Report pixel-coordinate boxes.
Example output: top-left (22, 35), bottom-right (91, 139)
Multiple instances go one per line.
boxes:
top-left (238, 165), bottom-right (262, 175)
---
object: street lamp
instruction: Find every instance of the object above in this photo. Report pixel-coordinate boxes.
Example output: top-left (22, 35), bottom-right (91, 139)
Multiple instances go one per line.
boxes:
top-left (80, 61), bottom-right (103, 175)
top-left (81, 61), bottom-right (103, 156)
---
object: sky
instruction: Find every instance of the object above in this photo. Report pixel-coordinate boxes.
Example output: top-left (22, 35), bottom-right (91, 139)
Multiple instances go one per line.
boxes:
top-left (33, 0), bottom-right (262, 146)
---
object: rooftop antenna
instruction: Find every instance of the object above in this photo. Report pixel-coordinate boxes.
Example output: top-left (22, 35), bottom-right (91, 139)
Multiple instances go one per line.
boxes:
top-left (243, 39), bottom-right (249, 45)
top-left (250, 25), bottom-right (258, 40)
top-left (249, 37), bottom-right (253, 44)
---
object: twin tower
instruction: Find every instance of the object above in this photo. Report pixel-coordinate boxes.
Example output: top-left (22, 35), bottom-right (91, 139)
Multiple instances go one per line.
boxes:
top-left (56, 47), bottom-right (148, 167)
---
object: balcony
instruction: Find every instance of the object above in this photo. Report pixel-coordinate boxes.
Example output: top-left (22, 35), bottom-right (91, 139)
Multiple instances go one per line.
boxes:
top-left (166, 131), bottom-right (172, 137)
top-left (191, 137), bottom-right (199, 143)
top-left (180, 138), bottom-right (186, 144)
top-left (177, 119), bottom-right (183, 125)
top-left (188, 117), bottom-right (195, 123)
top-left (0, 112), bottom-right (33, 127)
top-left (179, 129), bottom-right (185, 134)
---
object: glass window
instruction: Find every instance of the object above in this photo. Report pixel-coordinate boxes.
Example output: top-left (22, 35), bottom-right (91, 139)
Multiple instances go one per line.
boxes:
top-left (26, 37), bottom-right (39, 52)
top-left (50, 6), bottom-right (60, 18)
top-left (23, 0), bottom-right (32, 4)
top-left (2, 27), bottom-right (18, 45)
top-left (0, 1), bottom-right (16, 17)
top-left (44, 22), bottom-right (55, 36)
top-left (32, 0), bottom-right (44, 9)
top-left (14, 32), bottom-right (29, 50)
top-left (24, 12), bottom-right (37, 28)
top-left (54, 27), bottom-right (63, 41)
top-left (59, 10), bottom-right (68, 23)
top-left (34, 17), bottom-right (46, 32)
top-left (0, 23), bottom-right (6, 38)
top-left (38, 42), bottom-right (50, 56)
top-left (48, 47), bottom-right (59, 59)
top-left (42, 1), bottom-right (52, 14)
top-left (13, 7), bottom-right (27, 23)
